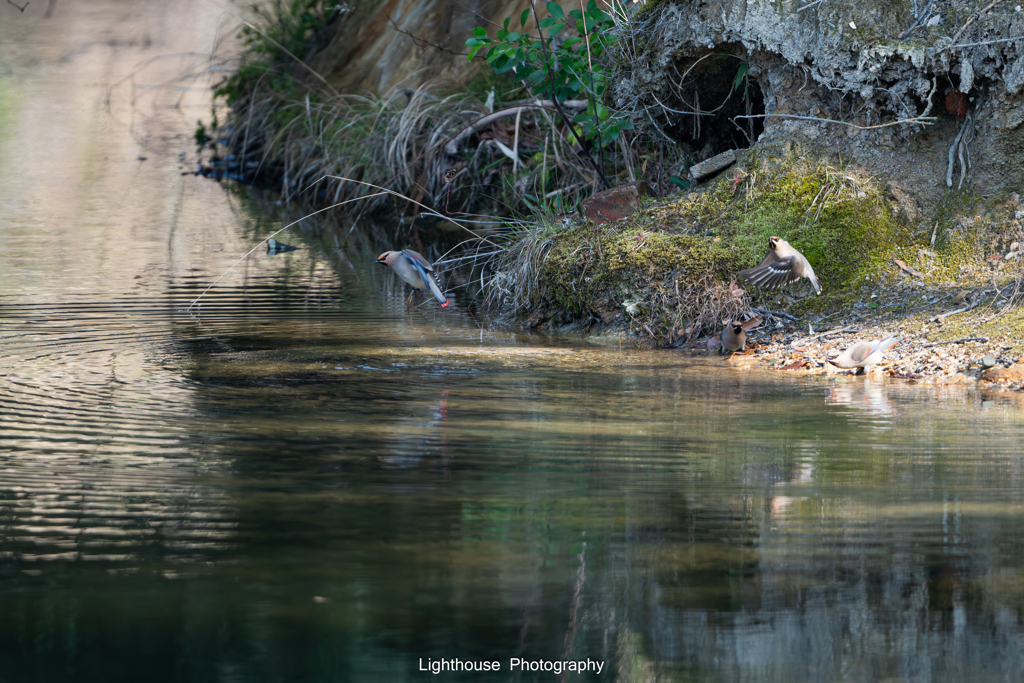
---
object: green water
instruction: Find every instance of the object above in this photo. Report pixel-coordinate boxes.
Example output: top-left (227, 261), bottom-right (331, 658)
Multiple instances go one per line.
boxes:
top-left (4, 2), bottom-right (1024, 682)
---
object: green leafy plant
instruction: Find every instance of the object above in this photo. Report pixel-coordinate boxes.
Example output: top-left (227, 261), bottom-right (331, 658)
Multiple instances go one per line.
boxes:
top-left (465, 1), bottom-right (632, 147)
top-left (215, 0), bottom-right (341, 105)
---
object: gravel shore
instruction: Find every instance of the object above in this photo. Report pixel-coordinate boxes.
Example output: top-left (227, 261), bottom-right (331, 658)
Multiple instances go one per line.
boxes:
top-left (690, 302), bottom-right (1024, 391)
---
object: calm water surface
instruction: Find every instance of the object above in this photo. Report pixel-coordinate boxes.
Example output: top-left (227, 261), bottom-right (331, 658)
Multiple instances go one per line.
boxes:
top-left (4, 3), bottom-right (1024, 682)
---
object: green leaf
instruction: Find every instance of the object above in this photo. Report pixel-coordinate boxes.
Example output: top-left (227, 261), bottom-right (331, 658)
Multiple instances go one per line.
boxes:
top-left (549, 20), bottom-right (565, 35)
top-left (562, 36), bottom-right (581, 47)
top-left (472, 26), bottom-right (486, 37)
top-left (493, 55), bottom-right (516, 73)
top-left (520, 8), bottom-right (530, 27)
top-left (539, 17), bottom-right (556, 28)
top-left (467, 44), bottom-right (484, 61)
top-left (732, 62), bottom-right (749, 93)
top-left (525, 68), bottom-right (548, 87)
top-left (546, 1), bottom-right (565, 19)
top-left (503, 16), bottom-right (511, 30)
top-left (496, 28), bottom-right (508, 40)
top-left (505, 31), bottom-right (522, 41)
top-left (669, 175), bottom-right (690, 189)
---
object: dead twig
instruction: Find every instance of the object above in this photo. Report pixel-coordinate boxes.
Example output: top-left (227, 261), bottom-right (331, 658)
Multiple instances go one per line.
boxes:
top-left (928, 298), bottom-right (980, 322)
top-left (733, 112), bottom-right (936, 131)
top-left (945, 36), bottom-right (1024, 50)
top-left (809, 327), bottom-right (860, 340)
top-left (6, 0), bottom-right (29, 10)
top-left (797, 0), bottom-right (825, 11)
top-left (894, 258), bottom-right (924, 278)
top-left (923, 337), bottom-right (988, 347)
top-left (528, 0), bottom-right (610, 190)
top-left (386, 14), bottom-right (470, 56)
top-left (752, 307), bottom-right (800, 322)
top-left (943, 0), bottom-right (1008, 51)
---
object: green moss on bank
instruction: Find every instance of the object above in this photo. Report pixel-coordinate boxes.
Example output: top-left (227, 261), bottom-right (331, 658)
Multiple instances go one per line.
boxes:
top-left (495, 154), bottom-right (1022, 343)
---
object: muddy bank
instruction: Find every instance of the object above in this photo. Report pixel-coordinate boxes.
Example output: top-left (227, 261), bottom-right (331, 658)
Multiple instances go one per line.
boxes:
top-left (610, 0), bottom-right (1024, 214)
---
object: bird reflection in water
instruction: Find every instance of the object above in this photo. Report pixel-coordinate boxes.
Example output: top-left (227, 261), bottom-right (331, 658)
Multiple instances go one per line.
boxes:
top-left (375, 389), bottom-right (452, 471)
top-left (825, 380), bottom-right (895, 422)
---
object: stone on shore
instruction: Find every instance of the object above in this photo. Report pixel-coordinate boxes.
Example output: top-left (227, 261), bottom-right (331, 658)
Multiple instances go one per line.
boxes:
top-left (582, 181), bottom-right (653, 225)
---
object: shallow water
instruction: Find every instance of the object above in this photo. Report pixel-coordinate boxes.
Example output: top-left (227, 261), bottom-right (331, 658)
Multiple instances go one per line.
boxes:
top-left (4, 3), bottom-right (1024, 682)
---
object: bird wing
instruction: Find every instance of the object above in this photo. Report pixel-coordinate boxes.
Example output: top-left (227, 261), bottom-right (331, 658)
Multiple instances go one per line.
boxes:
top-left (737, 256), bottom-right (800, 289)
top-left (828, 342), bottom-right (867, 368)
top-left (401, 250), bottom-right (448, 305)
top-left (795, 255), bottom-right (821, 294)
top-left (847, 341), bottom-right (873, 364)
top-left (402, 249), bottom-right (433, 271)
top-left (756, 249), bottom-right (777, 268)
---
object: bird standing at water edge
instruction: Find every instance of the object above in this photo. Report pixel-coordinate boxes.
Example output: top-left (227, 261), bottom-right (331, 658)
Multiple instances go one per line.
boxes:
top-left (721, 315), bottom-right (763, 354)
top-left (375, 250), bottom-right (449, 307)
top-left (738, 236), bottom-right (821, 294)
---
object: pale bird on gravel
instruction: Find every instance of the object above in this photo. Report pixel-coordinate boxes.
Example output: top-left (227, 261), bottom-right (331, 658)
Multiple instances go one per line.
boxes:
top-left (827, 334), bottom-right (904, 373)
top-left (375, 250), bottom-right (449, 307)
top-left (737, 236), bottom-right (821, 294)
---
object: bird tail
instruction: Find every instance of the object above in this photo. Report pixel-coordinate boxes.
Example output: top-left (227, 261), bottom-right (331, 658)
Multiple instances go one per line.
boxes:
top-left (877, 334), bottom-right (903, 352)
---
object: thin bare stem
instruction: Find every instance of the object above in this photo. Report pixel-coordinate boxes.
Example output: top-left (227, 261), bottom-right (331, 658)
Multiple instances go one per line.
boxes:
top-left (186, 192), bottom-right (388, 312)
top-left (528, 0), bottom-right (609, 190)
top-left (580, 0), bottom-right (607, 185)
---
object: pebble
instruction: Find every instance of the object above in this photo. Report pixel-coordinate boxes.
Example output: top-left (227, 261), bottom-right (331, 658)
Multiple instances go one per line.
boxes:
top-left (982, 356), bottom-right (997, 369)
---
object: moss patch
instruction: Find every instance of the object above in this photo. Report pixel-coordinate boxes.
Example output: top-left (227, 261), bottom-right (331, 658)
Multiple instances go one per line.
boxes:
top-left (497, 156), bottom-right (927, 341)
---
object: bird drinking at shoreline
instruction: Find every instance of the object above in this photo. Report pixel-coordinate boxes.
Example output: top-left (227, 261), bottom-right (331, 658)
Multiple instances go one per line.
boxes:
top-left (721, 315), bottom-right (763, 354)
top-left (827, 334), bottom-right (904, 373)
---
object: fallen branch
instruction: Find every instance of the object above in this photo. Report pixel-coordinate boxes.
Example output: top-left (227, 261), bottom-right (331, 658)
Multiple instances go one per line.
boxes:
top-left (944, 36), bottom-right (1024, 50)
top-left (928, 298), bottom-right (980, 322)
top-left (894, 258), bottom-right (924, 278)
top-left (733, 112), bottom-right (936, 131)
top-left (6, 0), bottom-right (29, 10)
top-left (442, 102), bottom-right (587, 155)
top-left (752, 307), bottom-right (800, 322)
top-left (809, 327), bottom-right (860, 340)
top-left (923, 336), bottom-right (988, 347)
